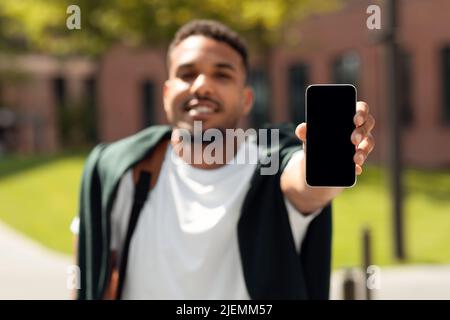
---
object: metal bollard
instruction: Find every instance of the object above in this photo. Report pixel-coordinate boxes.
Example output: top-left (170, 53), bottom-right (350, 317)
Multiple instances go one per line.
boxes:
top-left (362, 227), bottom-right (372, 300)
top-left (342, 268), bottom-right (357, 300)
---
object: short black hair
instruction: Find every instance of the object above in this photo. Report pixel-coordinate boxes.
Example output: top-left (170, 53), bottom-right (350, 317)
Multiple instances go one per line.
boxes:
top-left (167, 19), bottom-right (249, 78)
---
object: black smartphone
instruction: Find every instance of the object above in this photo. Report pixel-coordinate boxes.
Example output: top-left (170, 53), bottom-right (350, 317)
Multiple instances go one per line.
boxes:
top-left (305, 84), bottom-right (356, 187)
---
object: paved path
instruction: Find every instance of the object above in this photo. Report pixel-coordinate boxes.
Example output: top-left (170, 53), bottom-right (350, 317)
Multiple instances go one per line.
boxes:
top-left (0, 222), bottom-right (73, 299)
top-left (330, 264), bottom-right (450, 299)
top-left (1, 221), bottom-right (449, 300)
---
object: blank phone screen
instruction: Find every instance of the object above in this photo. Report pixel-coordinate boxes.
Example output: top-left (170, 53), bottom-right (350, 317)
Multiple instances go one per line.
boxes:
top-left (305, 84), bottom-right (356, 187)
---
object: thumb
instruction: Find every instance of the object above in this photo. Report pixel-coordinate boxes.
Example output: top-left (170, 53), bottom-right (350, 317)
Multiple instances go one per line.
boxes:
top-left (295, 122), bottom-right (307, 143)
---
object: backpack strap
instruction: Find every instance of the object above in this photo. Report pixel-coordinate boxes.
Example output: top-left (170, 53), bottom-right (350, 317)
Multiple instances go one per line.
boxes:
top-left (111, 139), bottom-right (170, 300)
top-left (131, 138), bottom-right (171, 189)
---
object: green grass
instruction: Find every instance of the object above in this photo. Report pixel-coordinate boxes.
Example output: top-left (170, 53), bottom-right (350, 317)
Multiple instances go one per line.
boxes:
top-left (0, 153), bottom-right (450, 269)
top-left (0, 152), bottom-right (87, 253)
top-left (333, 166), bottom-right (450, 268)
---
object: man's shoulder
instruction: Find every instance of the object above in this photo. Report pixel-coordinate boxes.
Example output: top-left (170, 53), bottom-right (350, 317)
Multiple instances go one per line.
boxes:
top-left (257, 123), bottom-right (302, 166)
top-left (103, 125), bottom-right (171, 154)
top-left (95, 125), bottom-right (171, 161)
top-left (85, 125), bottom-right (172, 183)
top-left (255, 123), bottom-right (299, 147)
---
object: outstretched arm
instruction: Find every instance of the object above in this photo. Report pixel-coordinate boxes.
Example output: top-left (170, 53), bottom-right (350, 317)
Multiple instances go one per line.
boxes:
top-left (280, 101), bottom-right (375, 215)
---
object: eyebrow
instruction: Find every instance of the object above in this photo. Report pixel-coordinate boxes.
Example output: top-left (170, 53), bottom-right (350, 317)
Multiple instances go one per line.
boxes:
top-left (176, 63), bottom-right (195, 70)
top-left (214, 62), bottom-right (236, 72)
top-left (176, 62), bottom-right (237, 72)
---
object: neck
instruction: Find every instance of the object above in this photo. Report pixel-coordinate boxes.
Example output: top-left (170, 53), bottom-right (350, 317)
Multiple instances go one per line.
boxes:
top-left (170, 133), bottom-right (242, 170)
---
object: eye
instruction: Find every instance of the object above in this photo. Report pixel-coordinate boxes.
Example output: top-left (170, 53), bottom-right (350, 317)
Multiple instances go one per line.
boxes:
top-left (179, 72), bottom-right (196, 81)
top-left (215, 72), bottom-right (231, 80)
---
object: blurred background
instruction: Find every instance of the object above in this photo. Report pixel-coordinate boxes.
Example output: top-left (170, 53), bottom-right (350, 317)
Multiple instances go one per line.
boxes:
top-left (0, 0), bottom-right (449, 299)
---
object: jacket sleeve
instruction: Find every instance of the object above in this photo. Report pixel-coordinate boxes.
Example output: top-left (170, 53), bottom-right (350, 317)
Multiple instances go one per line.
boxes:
top-left (277, 124), bottom-right (333, 299)
top-left (299, 203), bottom-right (332, 299)
top-left (279, 124), bottom-right (332, 299)
top-left (76, 144), bottom-right (108, 300)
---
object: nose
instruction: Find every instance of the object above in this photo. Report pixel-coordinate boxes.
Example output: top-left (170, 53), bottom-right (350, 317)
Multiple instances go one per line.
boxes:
top-left (190, 74), bottom-right (213, 97)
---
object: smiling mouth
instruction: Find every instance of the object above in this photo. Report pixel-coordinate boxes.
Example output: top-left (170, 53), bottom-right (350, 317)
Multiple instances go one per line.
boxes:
top-left (184, 99), bottom-right (220, 116)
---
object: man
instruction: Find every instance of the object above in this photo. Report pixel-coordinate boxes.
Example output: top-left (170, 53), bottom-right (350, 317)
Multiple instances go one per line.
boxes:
top-left (74, 19), bottom-right (375, 300)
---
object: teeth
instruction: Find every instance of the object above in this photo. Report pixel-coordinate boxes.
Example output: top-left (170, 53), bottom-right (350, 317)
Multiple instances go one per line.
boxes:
top-left (188, 105), bottom-right (214, 116)
top-left (196, 106), bottom-right (213, 113)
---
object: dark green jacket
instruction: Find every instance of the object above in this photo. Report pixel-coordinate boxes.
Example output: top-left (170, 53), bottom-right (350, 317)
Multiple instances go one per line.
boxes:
top-left (77, 124), bottom-right (332, 300)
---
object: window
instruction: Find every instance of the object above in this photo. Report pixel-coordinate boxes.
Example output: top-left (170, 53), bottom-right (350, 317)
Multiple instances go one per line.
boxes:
top-left (248, 69), bottom-right (269, 129)
top-left (288, 63), bottom-right (309, 124)
top-left (53, 76), bottom-right (66, 108)
top-left (141, 80), bottom-right (155, 128)
top-left (53, 76), bottom-right (68, 144)
top-left (84, 77), bottom-right (98, 142)
top-left (333, 52), bottom-right (360, 86)
top-left (443, 46), bottom-right (450, 124)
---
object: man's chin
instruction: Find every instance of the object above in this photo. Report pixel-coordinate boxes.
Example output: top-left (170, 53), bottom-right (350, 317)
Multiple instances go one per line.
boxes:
top-left (173, 121), bottom-right (231, 144)
top-left (178, 119), bottom-right (223, 131)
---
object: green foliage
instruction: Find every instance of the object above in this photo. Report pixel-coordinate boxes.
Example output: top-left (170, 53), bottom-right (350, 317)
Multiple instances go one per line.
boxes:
top-left (0, 0), bottom-right (343, 55)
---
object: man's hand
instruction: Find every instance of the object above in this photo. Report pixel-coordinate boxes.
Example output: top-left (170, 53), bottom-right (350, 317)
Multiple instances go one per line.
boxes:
top-left (296, 100), bottom-right (375, 175)
top-left (280, 101), bottom-right (376, 215)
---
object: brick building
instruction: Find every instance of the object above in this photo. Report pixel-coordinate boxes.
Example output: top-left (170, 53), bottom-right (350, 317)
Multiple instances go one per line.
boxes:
top-left (1, 0), bottom-right (450, 167)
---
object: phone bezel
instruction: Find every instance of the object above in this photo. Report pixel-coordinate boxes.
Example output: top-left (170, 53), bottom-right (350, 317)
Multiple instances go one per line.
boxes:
top-left (304, 83), bottom-right (357, 188)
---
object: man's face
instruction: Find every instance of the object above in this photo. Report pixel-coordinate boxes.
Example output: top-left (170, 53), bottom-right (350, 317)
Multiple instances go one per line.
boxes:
top-left (164, 35), bottom-right (253, 134)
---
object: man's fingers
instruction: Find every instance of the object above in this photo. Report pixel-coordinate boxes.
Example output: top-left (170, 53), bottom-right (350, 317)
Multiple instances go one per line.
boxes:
top-left (351, 114), bottom-right (375, 145)
top-left (354, 101), bottom-right (370, 127)
top-left (354, 134), bottom-right (375, 166)
top-left (352, 100), bottom-right (375, 169)
top-left (364, 114), bottom-right (376, 132)
top-left (295, 122), bottom-right (307, 142)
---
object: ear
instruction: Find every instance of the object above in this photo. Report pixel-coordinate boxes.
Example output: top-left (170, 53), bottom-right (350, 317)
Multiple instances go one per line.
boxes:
top-left (242, 86), bottom-right (254, 116)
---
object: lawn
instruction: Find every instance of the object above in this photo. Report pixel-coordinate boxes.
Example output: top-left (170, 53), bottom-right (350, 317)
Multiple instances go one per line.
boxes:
top-left (334, 166), bottom-right (450, 268)
top-left (0, 152), bottom-right (87, 253)
top-left (0, 152), bottom-right (449, 269)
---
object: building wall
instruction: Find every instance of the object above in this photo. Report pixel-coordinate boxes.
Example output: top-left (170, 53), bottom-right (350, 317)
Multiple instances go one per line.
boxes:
top-left (0, 55), bottom-right (96, 153)
top-left (2, 0), bottom-right (450, 167)
top-left (270, 0), bottom-right (450, 167)
top-left (97, 45), bottom-right (168, 142)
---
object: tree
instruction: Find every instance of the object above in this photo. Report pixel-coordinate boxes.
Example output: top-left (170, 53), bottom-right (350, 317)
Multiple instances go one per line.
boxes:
top-left (0, 0), bottom-right (346, 142)
top-left (0, 0), bottom-right (344, 56)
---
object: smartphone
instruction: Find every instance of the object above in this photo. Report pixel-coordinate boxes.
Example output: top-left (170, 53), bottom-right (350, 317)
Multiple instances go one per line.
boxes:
top-left (305, 84), bottom-right (356, 187)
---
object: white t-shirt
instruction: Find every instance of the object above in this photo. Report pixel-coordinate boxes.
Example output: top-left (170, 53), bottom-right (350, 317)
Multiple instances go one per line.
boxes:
top-left (72, 140), bottom-right (319, 299)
